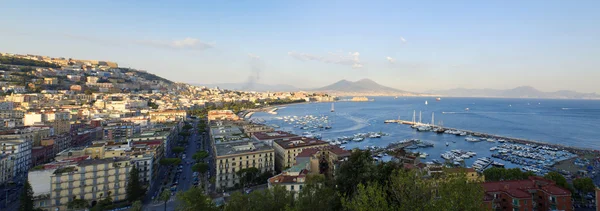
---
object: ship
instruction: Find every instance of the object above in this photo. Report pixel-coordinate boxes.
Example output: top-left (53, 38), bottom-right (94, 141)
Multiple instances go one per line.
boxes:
top-left (436, 97), bottom-right (441, 101)
top-left (330, 103), bottom-right (335, 112)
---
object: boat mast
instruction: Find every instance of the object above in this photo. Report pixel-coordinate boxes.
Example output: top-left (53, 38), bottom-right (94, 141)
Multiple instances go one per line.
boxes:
top-left (412, 110), bottom-right (416, 123)
top-left (419, 111), bottom-right (422, 124)
top-left (431, 112), bottom-right (435, 126)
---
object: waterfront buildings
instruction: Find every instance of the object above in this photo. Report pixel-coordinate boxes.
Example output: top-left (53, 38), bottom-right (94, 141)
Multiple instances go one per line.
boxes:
top-left (482, 177), bottom-right (572, 211)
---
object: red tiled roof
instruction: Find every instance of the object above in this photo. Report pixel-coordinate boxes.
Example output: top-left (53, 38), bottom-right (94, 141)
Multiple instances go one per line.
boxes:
top-left (268, 169), bottom-right (308, 185)
top-left (327, 145), bottom-right (351, 157)
top-left (482, 177), bottom-right (571, 199)
top-left (296, 148), bottom-right (320, 158)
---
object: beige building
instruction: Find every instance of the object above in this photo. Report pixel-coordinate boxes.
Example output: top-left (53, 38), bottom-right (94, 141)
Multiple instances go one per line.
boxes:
top-left (149, 110), bottom-right (187, 123)
top-left (214, 140), bottom-right (275, 190)
top-left (43, 77), bottom-right (58, 85)
top-left (273, 137), bottom-right (329, 172)
top-left (207, 110), bottom-right (240, 121)
top-left (49, 158), bottom-right (132, 210)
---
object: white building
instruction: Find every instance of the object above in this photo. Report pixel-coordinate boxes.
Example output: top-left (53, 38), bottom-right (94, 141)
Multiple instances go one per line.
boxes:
top-left (0, 130), bottom-right (34, 178)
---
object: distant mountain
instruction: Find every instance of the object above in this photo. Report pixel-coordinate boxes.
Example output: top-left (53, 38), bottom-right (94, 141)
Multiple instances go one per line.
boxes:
top-left (430, 86), bottom-right (600, 99)
top-left (314, 79), bottom-right (422, 96)
top-left (194, 83), bottom-right (300, 92)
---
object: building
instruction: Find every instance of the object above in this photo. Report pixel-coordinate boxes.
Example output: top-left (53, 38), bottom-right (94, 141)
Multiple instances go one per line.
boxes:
top-left (49, 158), bottom-right (132, 210)
top-left (443, 167), bottom-right (485, 182)
top-left (251, 131), bottom-right (298, 146)
top-left (242, 124), bottom-right (274, 136)
top-left (268, 169), bottom-right (308, 194)
top-left (214, 140), bottom-right (274, 190)
top-left (0, 129), bottom-right (34, 178)
top-left (43, 77), bottom-right (58, 85)
top-left (482, 177), bottom-right (572, 211)
top-left (103, 121), bottom-right (135, 140)
top-left (29, 169), bottom-right (54, 210)
top-left (148, 110), bottom-right (186, 123)
top-left (32, 145), bottom-right (54, 167)
top-left (273, 137), bottom-right (329, 172)
top-left (0, 154), bottom-right (15, 185)
top-left (595, 188), bottom-right (599, 211)
top-left (207, 110), bottom-right (240, 121)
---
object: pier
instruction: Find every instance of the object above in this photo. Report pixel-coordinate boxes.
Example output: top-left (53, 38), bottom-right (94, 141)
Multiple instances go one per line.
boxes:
top-left (390, 120), bottom-right (599, 155)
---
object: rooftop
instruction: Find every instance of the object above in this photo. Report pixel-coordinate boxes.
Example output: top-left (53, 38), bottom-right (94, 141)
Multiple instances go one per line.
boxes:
top-left (482, 176), bottom-right (571, 199)
top-left (268, 169), bottom-right (308, 185)
top-left (214, 140), bottom-right (274, 157)
top-left (274, 137), bottom-right (328, 149)
top-left (252, 131), bottom-right (298, 141)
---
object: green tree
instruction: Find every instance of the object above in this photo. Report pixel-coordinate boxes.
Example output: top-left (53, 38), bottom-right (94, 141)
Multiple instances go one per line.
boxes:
top-left (85, 89), bottom-right (93, 95)
top-left (182, 124), bottom-right (193, 130)
top-left (172, 146), bottom-right (186, 154)
top-left (295, 174), bottom-right (341, 211)
top-left (176, 187), bottom-right (218, 211)
top-left (544, 172), bottom-right (569, 189)
top-left (160, 158), bottom-right (182, 166)
top-left (126, 167), bottom-right (145, 202)
top-left (483, 167), bottom-right (534, 182)
top-left (335, 150), bottom-right (375, 196)
top-left (192, 163), bottom-right (209, 177)
top-left (236, 167), bottom-right (260, 188)
top-left (19, 181), bottom-right (34, 211)
top-left (67, 199), bottom-right (89, 209)
top-left (431, 173), bottom-right (486, 211)
top-left (160, 190), bottom-right (171, 211)
top-left (223, 186), bottom-right (294, 211)
top-left (342, 183), bottom-right (392, 211)
top-left (573, 177), bottom-right (596, 193)
top-left (130, 200), bottom-right (143, 211)
top-left (193, 150), bottom-right (209, 161)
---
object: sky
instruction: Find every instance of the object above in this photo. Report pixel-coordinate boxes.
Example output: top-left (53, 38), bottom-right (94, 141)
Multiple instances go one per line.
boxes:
top-left (1, 0), bottom-right (599, 93)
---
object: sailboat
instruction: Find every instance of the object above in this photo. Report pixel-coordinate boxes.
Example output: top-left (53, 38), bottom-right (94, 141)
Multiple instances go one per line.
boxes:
top-left (425, 100), bottom-right (428, 105)
top-left (330, 103), bottom-right (335, 112)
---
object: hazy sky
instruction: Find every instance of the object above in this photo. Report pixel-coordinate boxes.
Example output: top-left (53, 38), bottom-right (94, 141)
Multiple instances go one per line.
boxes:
top-left (1, 1), bottom-right (599, 93)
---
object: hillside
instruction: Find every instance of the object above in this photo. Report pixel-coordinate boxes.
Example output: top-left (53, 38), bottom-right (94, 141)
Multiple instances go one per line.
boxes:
top-left (430, 86), bottom-right (600, 99)
top-left (314, 79), bottom-right (422, 96)
top-left (195, 83), bottom-right (299, 92)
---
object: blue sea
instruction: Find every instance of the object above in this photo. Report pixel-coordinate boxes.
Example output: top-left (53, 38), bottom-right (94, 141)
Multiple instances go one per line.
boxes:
top-left (251, 97), bottom-right (600, 168)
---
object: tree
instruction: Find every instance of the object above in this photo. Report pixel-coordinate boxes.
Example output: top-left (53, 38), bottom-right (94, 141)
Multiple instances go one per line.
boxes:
top-left (130, 200), bottom-right (143, 211)
top-left (182, 124), bottom-right (193, 130)
top-left (544, 172), bottom-right (569, 189)
top-left (19, 180), bottom-right (34, 211)
top-left (223, 186), bottom-right (294, 211)
top-left (172, 146), bottom-right (185, 154)
top-left (342, 183), bottom-right (391, 211)
top-left (67, 199), bottom-right (89, 209)
top-left (236, 167), bottom-right (260, 188)
top-left (573, 177), bottom-right (596, 193)
top-left (193, 150), bottom-right (209, 161)
top-left (335, 150), bottom-right (375, 196)
top-left (126, 167), bottom-right (145, 202)
top-left (160, 158), bottom-right (182, 166)
top-left (192, 163), bottom-right (209, 175)
top-left (295, 174), bottom-right (341, 211)
top-left (160, 190), bottom-right (171, 211)
top-left (85, 89), bottom-right (93, 95)
top-left (176, 187), bottom-right (218, 211)
top-left (483, 167), bottom-right (535, 182)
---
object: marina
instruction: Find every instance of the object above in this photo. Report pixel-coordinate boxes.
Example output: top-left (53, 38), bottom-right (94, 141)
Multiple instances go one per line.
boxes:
top-left (251, 97), bottom-right (600, 175)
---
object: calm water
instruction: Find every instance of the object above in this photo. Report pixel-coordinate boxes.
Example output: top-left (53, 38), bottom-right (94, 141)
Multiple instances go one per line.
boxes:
top-left (252, 97), bottom-right (600, 168)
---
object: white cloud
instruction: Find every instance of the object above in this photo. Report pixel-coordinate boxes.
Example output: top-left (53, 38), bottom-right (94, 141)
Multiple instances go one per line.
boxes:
top-left (288, 51), bottom-right (363, 68)
top-left (400, 36), bottom-right (407, 43)
top-left (386, 56), bottom-right (396, 63)
top-left (137, 37), bottom-right (213, 50)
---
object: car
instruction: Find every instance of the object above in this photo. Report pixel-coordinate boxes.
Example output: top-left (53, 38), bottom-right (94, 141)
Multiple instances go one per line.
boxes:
top-left (245, 188), bottom-right (253, 194)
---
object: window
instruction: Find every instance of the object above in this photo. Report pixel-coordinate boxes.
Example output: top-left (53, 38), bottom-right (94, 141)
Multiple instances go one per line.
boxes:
top-left (512, 199), bottom-right (519, 206)
top-left (291, 185), bottom-right (294, 190)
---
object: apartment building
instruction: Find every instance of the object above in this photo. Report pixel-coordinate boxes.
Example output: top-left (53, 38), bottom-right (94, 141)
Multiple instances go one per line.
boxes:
top-left (242, 124), bottom-right (274, 136)
top-left (148, 110), bottom-right (186, 123)
top-left (0, 129), bottom-right (34, 178)
top-left (273, 137), bottom-right (328, 172)
top-left (0, 154), bottom-right (15, 185)
top-left (103, 121), bottom-right (135, 140)
top-left (251, 131), bottom-right (298, 146)
top-left (214, 140), bottom-right (275, 190)
top-left (482, 177), bottom-right (572, 211)
top-left (268, 169), bottom-right (308, 194)
top-left (49, 158), bottom-right (132, 210)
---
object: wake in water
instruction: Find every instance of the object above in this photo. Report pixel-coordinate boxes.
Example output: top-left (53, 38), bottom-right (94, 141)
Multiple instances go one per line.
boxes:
top-left (327, 113), bottom-right (370, 133)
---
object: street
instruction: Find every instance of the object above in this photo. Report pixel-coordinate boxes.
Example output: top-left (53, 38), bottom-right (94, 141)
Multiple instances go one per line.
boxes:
top-left (145, 119), bottom-right (206, 211)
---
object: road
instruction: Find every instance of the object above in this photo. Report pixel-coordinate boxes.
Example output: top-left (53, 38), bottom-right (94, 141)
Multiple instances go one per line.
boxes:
top-left (145, 119), bottom-right (203, 211)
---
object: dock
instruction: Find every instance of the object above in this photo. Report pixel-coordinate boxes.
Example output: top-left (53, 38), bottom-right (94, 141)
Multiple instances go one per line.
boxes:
top-left (392, 120), bottom-right (599, 155)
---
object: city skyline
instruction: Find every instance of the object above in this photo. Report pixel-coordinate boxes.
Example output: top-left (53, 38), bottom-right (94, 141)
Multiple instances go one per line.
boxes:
top-left (1, 1), bottom-right (599, 93)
